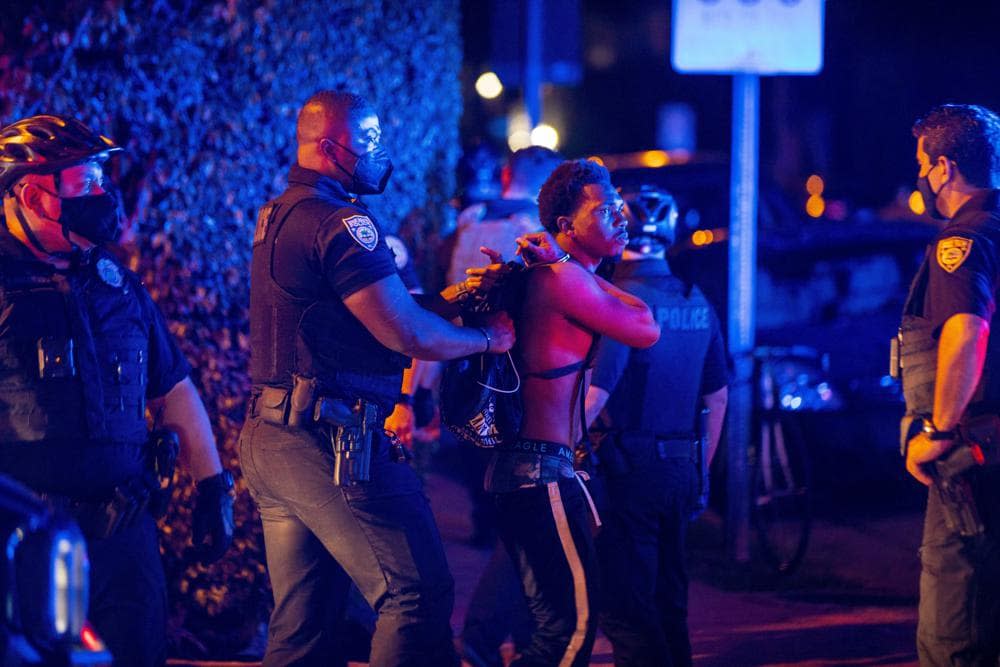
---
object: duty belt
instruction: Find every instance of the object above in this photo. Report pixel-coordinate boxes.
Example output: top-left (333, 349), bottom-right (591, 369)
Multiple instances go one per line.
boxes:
top-left (249, 378), bottom-right (384, 485)
top-left (248, 384), bottom-right (381, 431)
top-left (41, 474), bottom-right (154, 541)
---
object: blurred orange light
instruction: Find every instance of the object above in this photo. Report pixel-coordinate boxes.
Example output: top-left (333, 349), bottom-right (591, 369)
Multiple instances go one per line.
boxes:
top-left (692, 230), bottom-right (714, 246)
top-left (639, 150), bottom-right (670, 168)
top-left (588, 156), bottom-right (605, 166)
top-left (909, 190), bottom-right (926, 215)
top-left (806, 174), bottom-right (824, 196)
top-left (805, 195), bottom-right (825, 218)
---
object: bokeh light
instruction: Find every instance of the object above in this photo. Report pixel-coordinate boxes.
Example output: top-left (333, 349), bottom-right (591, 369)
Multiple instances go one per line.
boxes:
top-left (806, 174), bottom-right (824, 196)
top-left (475, 71), bottom-right (503, 99)
top-left (529, 123), bottom-right (559, 150)
top-left (806, 194), bottom-right (826, 218)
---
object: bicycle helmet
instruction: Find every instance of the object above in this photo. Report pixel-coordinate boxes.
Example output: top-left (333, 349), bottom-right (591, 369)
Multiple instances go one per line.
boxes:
top-left (622, 185), bottom-right (679, 254)
top-left (0, 115), bottom-right (122, 193)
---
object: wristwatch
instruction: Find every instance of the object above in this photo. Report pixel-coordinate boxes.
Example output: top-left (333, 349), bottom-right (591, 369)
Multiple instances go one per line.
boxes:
top-left (922, 419), bottom-right (957, 441)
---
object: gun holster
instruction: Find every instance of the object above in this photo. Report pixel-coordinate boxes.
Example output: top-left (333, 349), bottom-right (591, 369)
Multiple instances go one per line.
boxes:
top-left (146, 428), bottom-right (179, 518)
top-left (252, 375), bottom-right (383, 486)
top-left (316, 397), bottom-right (380, 486)
top-left (928, 414), bottom-right (1000, 537)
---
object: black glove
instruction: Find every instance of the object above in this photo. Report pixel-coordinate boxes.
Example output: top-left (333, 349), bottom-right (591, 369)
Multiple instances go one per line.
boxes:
top-left (191, 471), bottom-right (235, 564)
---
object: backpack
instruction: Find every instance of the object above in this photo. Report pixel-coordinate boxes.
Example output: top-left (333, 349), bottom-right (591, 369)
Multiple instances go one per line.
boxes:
top-left (440, 262), bottom-right (528, 448)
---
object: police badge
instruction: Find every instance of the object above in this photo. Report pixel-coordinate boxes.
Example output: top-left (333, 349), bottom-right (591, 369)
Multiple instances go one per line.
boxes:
top-left (342, 214), bottom-right (379, 251)
top-left (96, 256), bottom-right (124, 288)
top-left (937, 236), bottom-right (973, 273)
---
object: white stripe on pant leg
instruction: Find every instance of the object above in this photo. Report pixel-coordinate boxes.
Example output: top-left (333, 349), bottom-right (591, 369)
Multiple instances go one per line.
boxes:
top-left (547, 480), bottom-right (589, 667)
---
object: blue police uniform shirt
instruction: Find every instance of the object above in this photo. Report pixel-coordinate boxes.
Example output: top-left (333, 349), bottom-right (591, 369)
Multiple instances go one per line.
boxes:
top-left (273, 165), bottom-right (399, 301)
top-left (0, 232), bottom-right (191, 497)
top-left (591, 258), bottom-right (727, 435)
top-left (919, 189), bottom-right (1000, 408)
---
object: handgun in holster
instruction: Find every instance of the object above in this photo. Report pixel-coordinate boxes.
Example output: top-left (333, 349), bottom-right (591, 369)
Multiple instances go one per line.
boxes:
top-left (926, 414), bottom-right (1000, 537)
top-left (146, 428), bottom-right (179, 518)
top-left (75, 477), bottom-right (151, 540)
top-left (312, 392), bottom-right (379, 486)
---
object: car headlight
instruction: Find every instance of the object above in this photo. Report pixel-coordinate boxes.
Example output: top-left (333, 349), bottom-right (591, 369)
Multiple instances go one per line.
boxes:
top-left (6, 513), bottom-right (89, 648)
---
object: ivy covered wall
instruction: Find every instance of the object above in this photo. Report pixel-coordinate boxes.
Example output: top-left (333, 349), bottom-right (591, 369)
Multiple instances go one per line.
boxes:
top-left (0, 0), bottom-right (462, 656)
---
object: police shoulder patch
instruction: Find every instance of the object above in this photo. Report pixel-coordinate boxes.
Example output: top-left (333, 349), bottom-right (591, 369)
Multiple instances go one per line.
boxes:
top-left (936, 236), bottom-right (974, 273)
top-left (342, 213), bottom-right (379, 251)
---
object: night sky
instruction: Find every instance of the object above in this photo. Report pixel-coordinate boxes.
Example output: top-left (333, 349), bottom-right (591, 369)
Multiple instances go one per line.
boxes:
top-left (461, 0), bottom-right (1000, 209)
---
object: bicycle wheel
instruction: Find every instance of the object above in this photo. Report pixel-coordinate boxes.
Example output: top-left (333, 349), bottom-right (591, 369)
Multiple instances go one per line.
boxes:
top-left (751, 411), bottom-right (811, 575)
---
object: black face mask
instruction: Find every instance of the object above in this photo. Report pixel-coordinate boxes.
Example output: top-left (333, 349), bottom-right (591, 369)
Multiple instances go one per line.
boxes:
top-left (917, 165), bottom-right (946, 220)
top-left (330, 139), bottom-right (394, 195)
top-left (59, 188), bottom-right (122, 244)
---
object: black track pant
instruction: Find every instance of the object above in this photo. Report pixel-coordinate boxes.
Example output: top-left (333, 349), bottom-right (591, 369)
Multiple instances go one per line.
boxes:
top-left (495, 477), bottom-right (599, 667)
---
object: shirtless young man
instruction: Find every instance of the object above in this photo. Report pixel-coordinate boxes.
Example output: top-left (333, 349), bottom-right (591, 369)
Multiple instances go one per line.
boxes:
top-left (484, 159), bottom-right (660, 666)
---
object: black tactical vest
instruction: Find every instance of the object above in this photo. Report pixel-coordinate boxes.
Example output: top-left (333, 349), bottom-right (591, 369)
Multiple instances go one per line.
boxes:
top-left (899, 247), bottom-right (938, 417)
top-left (0, 252), bottom-right (149, 445)
top-left (248, 180), bottom-right (408, 411)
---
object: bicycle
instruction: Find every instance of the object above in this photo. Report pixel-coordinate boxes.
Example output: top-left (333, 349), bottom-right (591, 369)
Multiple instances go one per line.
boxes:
top-left (750, 345), bottom-right (840, 575)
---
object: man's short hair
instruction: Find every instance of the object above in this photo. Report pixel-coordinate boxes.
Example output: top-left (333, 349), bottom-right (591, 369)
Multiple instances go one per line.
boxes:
top-left (296, 90), bottom-right (372, 141)
top-left (913, 104), bottom-right (1000, 188)
top-left (506, 146), bottom-right (564, 195)
top-left (538, 159), bottom-right (613, 234)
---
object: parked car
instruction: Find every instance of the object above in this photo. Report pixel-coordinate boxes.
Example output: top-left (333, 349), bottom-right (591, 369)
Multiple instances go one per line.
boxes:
top-left (0, 473), bottom-right (111, 665)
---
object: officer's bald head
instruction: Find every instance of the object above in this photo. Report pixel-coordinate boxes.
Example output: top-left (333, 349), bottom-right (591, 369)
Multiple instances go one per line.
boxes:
top-left (297, 91), bottom-right (373, 146)
top-left (296, 91), bottom-right (380, 178)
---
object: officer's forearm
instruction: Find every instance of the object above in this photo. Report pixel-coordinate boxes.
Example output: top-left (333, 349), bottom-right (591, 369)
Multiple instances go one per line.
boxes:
top-left (150, 376), bottom-right (223, 482)
top-left (585, 385), bottom-right (610, 428)
top-left (413, 286), bottom-right (463, 320)
top-left (403, 315), bottom-right (490, 360)
top-left (933, 314), bottom-right (990, 431)
top-left (703, 386), bottom-right (728, 465)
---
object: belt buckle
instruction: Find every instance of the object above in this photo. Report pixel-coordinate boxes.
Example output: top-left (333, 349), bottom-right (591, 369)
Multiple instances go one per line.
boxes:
top-left (656, 440), bottom-right (668, 460)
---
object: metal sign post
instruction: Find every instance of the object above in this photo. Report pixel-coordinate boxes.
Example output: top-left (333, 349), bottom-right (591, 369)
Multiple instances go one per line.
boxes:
top-left (727, 73), bottom-right (759, 562)
top-left (671, 0), bottom-right (824, 564)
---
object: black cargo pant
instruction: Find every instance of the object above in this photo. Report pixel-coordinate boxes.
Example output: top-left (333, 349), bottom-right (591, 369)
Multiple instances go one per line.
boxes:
top-left (917, 466), bottom-right (1000, 666)
top-left (495, 477), bottom-right (599, 667)
top-left (597, 452), bottom-right (698, 667)
top-left (88, 512), bottom-right (167, 667)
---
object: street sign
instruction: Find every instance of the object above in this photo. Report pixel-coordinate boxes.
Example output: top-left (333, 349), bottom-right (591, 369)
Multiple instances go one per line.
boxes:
top-left (672, 0), bottom-right (824, 75)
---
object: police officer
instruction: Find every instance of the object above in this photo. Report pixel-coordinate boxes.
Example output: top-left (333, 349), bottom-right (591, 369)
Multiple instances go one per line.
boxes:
top-left (239, 90), bottom-right (515, 666)
top-left (901, 104), bottom-right (1000, 666)
top-left (0, 114), bottom-right (234, 666)
top-left (584, 185), bottom-right (728, 667)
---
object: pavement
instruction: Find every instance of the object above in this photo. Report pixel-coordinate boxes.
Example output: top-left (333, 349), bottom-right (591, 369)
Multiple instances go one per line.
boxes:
top-left (169, 463), bottom-right (926, 667)
top-left (428, 469), bottom-right (925, 667)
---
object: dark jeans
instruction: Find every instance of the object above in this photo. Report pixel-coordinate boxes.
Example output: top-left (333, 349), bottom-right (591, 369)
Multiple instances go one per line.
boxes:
top-left (239, 417), bottom-right (458, 667)
top-left (917, 466), bottom-right (1000, 666)
top-left (88, 512), bottom-right (167, 667)
top-left (597, 457), bottom-right (697, 667)
top-left (495, 477), bottom-right (599, 667)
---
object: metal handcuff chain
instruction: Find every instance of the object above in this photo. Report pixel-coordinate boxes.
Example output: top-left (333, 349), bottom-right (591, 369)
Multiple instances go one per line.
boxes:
top-left (476, 350), bottom-right (521, 394)
top-left (469, 250), bottom-right (573, 395)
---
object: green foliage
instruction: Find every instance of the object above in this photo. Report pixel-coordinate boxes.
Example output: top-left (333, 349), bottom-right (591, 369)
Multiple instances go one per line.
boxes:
top-left (0, 0), bottom-right (461, 657)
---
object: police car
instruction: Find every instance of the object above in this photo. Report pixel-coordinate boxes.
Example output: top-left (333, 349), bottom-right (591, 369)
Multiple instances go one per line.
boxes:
top-left (0, 473), bottom-right (111, 665)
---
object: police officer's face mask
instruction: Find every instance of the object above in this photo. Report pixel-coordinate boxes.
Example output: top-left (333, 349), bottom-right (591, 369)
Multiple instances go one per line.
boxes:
top-left (328, 139), bottom-right (394, 195)
top-left (58, 187), bottom-right (123, 244)
top-left (34, 181), bottom-right (123, 245)
top-left (917, 162), bottom-right (947, 220)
